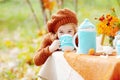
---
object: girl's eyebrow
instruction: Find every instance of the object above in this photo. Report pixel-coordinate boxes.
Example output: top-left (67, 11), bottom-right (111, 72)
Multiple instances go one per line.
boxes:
top-left (59, 29), bottom-right (63, 31)
top-left (68, 29), bottom-right (73, 30)
top-left (59, 30), bottom-right (63, 32)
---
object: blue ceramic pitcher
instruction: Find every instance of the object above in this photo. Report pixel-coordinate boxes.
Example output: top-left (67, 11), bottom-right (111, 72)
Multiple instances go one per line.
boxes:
top-left (73, 19), bottom-right (96, 54)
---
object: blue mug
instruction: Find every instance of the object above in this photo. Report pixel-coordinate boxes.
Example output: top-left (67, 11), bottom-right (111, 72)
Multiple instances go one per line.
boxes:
top-left (59, 34), bottom-right (74, 51)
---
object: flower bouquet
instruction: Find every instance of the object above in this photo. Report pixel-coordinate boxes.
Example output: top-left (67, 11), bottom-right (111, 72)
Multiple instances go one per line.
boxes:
top-left (96, 8), bottom-right (120, 47)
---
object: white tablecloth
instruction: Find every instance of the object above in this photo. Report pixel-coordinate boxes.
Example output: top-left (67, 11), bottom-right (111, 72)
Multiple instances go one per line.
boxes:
top-left (38, 51), bottom-right (84, 80)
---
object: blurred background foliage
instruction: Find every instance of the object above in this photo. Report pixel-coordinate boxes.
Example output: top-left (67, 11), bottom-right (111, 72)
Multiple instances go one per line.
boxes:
top-left (0, 0), bottom-right (120, 80)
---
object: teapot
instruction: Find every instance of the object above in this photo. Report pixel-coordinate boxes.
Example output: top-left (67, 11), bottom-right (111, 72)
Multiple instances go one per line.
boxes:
top-left (73, 19), bottom-right (96, 54)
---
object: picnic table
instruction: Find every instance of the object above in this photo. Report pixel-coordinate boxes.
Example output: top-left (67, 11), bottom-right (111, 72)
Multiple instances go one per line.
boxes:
top-left (38, 51), bottom-right (120, 80)
top-left (64, 52), bottom-right (120, 80)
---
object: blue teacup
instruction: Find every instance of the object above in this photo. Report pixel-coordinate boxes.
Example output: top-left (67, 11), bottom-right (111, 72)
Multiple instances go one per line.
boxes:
top-left (59, 34), bottom-right (74, 51)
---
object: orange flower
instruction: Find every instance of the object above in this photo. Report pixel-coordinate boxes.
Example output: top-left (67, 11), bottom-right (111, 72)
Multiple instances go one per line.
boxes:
top-left (88, 48), bottom-right (95, 55)
top-left (42, 0), bottom-right (56, 11)
top-left (97, 10), bottom-right (120, 37)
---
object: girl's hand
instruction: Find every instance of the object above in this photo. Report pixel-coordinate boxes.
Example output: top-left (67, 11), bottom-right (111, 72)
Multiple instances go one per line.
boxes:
top-left (49, 40), bottom-right (60, 53)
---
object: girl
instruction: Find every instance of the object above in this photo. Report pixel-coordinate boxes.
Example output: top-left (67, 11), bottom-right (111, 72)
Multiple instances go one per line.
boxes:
top-left (33, 8), bottom-right (83, 80)
top-left (34, 8), bottom-right (78, 66)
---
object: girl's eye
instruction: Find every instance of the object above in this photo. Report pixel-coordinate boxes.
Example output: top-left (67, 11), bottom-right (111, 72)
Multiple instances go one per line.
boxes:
top-left (68, 30), bottom-right (72, 33)
top-left (59, 31), bottom-right (63, 34)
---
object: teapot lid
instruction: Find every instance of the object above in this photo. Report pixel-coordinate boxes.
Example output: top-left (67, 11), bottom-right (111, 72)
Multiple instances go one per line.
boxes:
top-left (79, 18), bottom-right (95, 29)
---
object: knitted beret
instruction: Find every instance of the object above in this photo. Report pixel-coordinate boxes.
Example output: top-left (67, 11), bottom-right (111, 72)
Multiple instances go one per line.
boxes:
top-left (47, 8), bottom-right (78, 33)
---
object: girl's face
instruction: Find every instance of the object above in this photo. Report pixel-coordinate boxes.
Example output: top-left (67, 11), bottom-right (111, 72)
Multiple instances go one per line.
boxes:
top-left (57, 23), bottom-right (76, 39)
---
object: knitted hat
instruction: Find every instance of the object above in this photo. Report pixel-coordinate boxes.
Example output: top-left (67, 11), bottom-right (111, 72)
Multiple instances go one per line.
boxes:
top-left (47, 8), bottom-right (78, 33)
